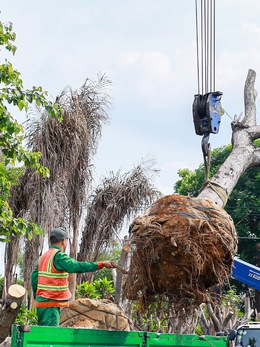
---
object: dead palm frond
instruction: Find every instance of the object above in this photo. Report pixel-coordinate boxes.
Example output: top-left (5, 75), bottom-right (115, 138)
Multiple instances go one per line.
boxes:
top-left (78, 158), bottom-right (161, 262)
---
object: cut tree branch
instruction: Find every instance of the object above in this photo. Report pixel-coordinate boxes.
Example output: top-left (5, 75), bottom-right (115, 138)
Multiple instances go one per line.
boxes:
top-left (243, 69), bottom-right (257, 127)
top-left (0, 284), bottom-right (25, 343)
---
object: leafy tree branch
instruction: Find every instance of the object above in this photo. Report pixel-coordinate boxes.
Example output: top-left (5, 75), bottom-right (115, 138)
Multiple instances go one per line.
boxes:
top-left (0, 20), bottom-right (62, 241)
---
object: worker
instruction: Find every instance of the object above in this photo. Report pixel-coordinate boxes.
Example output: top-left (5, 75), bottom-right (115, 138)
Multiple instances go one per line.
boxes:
top-left (31, 227), bottom-right (116, 327)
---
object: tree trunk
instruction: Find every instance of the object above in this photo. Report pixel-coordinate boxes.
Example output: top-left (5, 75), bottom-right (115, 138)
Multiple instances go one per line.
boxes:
top-left (199, 293), bottom-right (253, 335)
top-left (69, 217), bottom-right (80, 301)
top-left (0, 284), bottom-right (25, 343)
top-left (23, 233), bottom-right (43, 308)
top-left (115, 241), bottom-right (131, 309)
top-left (199, 69), bottom-right (259, 206)
top-left (3, 235), bottom-right (20, 299)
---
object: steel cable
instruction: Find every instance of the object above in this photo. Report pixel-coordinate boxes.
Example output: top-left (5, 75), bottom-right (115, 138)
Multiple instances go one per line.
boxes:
top-left (195, 0), bottom-right (216, 94)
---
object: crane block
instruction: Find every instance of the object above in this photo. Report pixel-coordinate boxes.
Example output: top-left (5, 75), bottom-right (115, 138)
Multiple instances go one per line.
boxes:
top-left (192, 91), bottom-right (223, 136)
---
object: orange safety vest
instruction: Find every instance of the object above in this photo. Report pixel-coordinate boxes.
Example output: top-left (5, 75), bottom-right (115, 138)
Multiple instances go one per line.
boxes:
top-left (36, 248), bottom-right (71, 306)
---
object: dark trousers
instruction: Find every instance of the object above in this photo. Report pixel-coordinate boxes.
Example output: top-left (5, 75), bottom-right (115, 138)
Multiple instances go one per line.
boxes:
top-left (37, 307), bottom-right (60, 326)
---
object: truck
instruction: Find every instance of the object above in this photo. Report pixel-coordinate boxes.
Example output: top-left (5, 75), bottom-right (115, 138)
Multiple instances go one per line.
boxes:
top-left (10, 325), bottom-right (229, 347)
top-left (10, 322), bottom-right (260, 347)
top-left (228, 322), bottom-right (260, 347)
top-left (232, 257), bottom-right (260, 290)
top-left (12, 319), bottom-right (260, 347)
top-left (9, 258), bottom-right (260, 347)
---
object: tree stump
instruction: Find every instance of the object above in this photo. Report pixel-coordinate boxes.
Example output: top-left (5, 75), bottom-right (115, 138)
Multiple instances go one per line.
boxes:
top-left (0, 284), bottom-right (26, 344)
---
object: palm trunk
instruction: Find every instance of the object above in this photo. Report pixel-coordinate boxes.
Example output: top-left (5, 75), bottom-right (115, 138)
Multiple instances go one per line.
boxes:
top-left (69, 217), bottom-right (80, 300)
top-left (23, 233), bottom-right (43, 307)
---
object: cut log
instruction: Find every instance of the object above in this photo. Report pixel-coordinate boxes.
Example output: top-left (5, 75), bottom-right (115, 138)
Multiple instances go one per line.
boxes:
top-left (0, 284), bottom-right (26, 344)
top-left (0, 337), bottom-right (11, 347)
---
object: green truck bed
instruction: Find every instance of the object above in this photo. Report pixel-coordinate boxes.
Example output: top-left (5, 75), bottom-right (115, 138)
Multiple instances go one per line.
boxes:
top-left (11, 325), bottom-right (228, 347)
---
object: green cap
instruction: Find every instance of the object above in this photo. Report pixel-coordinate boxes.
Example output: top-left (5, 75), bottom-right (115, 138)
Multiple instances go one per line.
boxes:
top-left (50, 227), bottom-right (72, 241)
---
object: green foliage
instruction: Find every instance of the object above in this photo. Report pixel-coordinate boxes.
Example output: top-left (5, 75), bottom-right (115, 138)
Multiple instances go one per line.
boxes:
top-left (76, 281), bottom-right (98, 299)
top-left (14, 304), bottom-right (38, 325)
top-left (174, 145), bottom-right (232, 196)
top-left (0, 22), bottom-right (16, 54)
top-left (174, 167), bottom-right (204, 197)
top-left (221, 287), bottom-right (240, 309)
top-left (131, 297), bottom-right (169, 332)
top-left (94, 244), bottom-right (121, 281)
top-left (195, 324), bottom-right (204, 336)
top-left (94, 277), bottom-right (115, 298)
top-left (76, 277), bottom-right (115, 299)
top-left (0, 21), bottom-right (63, 241)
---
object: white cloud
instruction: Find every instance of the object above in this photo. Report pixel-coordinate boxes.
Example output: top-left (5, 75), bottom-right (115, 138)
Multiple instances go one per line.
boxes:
top-left (117, 49), bottom-right (196, 107)
top-left (241, 20), bottom-right (260, 45)
top-left (217, 48), bottom-right (260, 94)
top-left (119, 50), bottom-right (174, 91)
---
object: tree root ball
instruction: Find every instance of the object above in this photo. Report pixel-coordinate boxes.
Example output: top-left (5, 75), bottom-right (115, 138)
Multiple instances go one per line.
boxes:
top-left (60, 298), bottom-right (134, 330)
top-left (125, 194), bottom-right (238, 311)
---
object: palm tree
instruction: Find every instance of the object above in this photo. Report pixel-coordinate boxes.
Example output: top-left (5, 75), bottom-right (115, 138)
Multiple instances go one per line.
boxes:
top-left (7, 74), bottom-right (161, 305)
top-left (8, 74), bottom-right (111, 303)
top-left (77, 160), bottom-right (161, 303)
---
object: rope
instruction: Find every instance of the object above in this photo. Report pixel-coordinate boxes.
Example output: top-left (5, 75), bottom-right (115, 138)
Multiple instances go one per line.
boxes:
top-left (200, 180), bottom-right (228, 206)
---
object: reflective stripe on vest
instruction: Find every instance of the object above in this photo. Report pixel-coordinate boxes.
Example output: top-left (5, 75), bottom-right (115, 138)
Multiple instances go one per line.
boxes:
top-left (34, 301), bottom-right (70, 308)
top-left (36, 248), bottom-right (71, 301)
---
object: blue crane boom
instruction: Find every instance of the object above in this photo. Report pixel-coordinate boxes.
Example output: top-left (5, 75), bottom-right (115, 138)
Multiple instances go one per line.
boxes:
top-left (232, 257), bottom-right (260, 290)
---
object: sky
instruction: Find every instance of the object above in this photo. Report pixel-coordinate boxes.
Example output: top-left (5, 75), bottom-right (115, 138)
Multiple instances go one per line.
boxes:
top-left (1, 0), bottom-right (260, 272)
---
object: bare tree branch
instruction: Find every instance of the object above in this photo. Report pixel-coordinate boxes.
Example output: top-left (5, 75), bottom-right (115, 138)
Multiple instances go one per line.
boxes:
top-left (199, 69), bottom-right (259, 206)
top-left (243, 69), bottom-right (257, 126)
top-left (207, 303), bottom-right (221, 333)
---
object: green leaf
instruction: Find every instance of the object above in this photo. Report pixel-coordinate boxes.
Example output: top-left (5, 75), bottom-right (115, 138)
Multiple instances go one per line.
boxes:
top-left (0, 21), bottom-right (62, 242)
